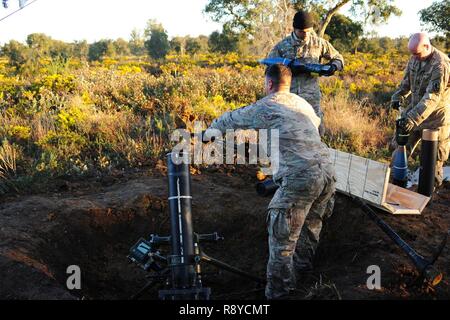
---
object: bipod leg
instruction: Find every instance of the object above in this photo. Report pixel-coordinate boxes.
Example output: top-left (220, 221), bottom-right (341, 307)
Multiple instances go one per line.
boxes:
top-left (130, 280), bottom-right (157, 300)
top-left (129, 269), bottom-right (169, 300)
top-left (200, 251), bottom-right (265, 284)
top-left (351, 196), bottom-right (444, 286)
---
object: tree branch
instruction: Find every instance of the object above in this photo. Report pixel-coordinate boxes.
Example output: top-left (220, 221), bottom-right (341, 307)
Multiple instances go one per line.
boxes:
top-left (318, 0), bottom-right (351, 38)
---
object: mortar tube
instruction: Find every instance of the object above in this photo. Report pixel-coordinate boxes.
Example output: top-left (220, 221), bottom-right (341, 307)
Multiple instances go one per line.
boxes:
top-left (167, 152), bottom-right (196, 290)
top-left (418, 129), bottom-right (439, 197)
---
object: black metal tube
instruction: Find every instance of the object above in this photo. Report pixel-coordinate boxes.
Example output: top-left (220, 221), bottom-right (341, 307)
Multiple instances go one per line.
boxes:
top-left (256, 179), bottom-right (279, 197)
top-left (167, 152), bottom-right (196, 289)
top-left (352, 197), bottom-right (442, 285)
top-left (418, 129), bottom-right (438, 197)
top-left (356, 198), bottom-right (428, 270)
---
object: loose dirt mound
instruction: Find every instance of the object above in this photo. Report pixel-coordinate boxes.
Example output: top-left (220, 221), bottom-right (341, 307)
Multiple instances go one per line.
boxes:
top-left (0, 168), bottom-right (449, 300)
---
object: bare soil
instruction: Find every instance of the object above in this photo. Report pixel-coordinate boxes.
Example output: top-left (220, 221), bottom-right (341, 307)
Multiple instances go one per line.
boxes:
top-left (0, 165), bottom-right (449, 300)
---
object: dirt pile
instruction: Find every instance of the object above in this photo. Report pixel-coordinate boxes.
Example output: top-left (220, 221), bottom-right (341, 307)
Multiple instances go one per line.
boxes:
top-left (0, 168), bottom-right (449, 300)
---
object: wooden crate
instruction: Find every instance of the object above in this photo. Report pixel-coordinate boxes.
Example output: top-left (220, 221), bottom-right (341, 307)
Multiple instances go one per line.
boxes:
top-left (328, 149), bottom-right (430, 215)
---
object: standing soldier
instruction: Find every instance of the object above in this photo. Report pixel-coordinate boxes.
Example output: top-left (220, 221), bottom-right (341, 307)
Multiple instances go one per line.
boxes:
top-left (206, 64), bottom-right (336, 299)
top-left (268, 10), bottom-right (344, 135)
top-left (391, 33), bottom-right (450, 188)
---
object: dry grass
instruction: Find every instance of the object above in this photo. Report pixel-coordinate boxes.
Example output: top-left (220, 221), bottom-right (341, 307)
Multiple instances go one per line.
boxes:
top-left (31, 112), bottom-right (57, 142)
top-left (304, 275), bottom-right (342, 300)
top-left (0, 139), bottom-right (19, 193)
top-left (322, 92), bottom-right (390, 158)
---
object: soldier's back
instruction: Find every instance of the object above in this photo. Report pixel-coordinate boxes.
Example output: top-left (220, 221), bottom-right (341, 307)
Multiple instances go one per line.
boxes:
top-left (257, 92), bottom-right (333, 178)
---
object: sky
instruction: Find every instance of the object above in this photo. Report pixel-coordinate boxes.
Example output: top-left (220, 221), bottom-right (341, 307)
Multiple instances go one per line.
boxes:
top-left (0, 0), bottom-right (438, 45)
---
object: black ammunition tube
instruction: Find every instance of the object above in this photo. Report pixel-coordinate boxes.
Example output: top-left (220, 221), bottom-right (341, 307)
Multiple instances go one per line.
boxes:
top-left (256, 179), bottom-right (279, 197)
top-left (418, 129), bottom-right (438, 197)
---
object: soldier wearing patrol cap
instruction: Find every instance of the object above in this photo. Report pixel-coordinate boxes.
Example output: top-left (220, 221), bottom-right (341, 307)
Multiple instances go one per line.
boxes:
top-left (268, 10), bottom-right (344, 136)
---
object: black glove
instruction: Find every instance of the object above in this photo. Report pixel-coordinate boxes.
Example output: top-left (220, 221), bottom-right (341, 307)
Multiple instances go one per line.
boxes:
top-left (397, 117), bottom-right (415, 134)
top-left (322, 63), bottom-right (337, 77)
top-left (288, 59), bottom-right (306, 77)
top-left (390, 100), bottom-right (400, 110)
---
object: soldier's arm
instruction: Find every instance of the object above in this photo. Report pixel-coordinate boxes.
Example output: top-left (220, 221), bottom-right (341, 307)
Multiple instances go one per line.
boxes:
top-left (407, 63), bottom-right (450, 126)
top-left (267, 44), bottom-right (282, 58)
top-left (320, 39), bottom-right (344, 71)
top-left (391, 62), bottom-right (411, 103)
top-left (208, 103), bottom-right (261, 133)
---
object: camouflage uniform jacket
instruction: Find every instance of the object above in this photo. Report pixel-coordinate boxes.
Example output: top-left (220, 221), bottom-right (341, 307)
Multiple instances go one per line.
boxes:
top-left (392, 46), bottom-right (450, 129)
top-left (208, 91), bottom-right (334, 209)
top-left (267, 31), bottom-right (344, 112)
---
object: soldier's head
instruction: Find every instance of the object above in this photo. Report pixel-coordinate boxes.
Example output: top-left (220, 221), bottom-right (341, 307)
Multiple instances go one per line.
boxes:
top-left (264, 64), bottom-right (292, 94)
top-left (293, 10), bottom-right (314, 41)
top-left (408, 33), bottom-right (432, 61)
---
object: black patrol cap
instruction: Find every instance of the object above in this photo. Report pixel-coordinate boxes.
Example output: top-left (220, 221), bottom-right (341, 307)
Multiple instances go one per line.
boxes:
top-left (293, 10), bottom-right (314, 29)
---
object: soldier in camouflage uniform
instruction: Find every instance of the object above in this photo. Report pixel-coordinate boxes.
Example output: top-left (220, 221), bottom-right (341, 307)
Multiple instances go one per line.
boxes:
top-left (391, 33), bottom-right (450, 187)
top-left (268, 10), bottom-right (344, 135)
top-left (207, 64), bottom-right (336, 299)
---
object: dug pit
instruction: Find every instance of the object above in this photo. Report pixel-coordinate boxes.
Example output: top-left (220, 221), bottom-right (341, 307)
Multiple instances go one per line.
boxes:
top-left (0, 169), bottom-right (449, 300)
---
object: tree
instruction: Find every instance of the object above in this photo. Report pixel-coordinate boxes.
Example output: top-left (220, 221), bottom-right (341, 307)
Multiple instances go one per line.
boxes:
top-left (419, 1), bottom-right (449, 36)
top-left (324, 13), bottom-right (363, 53)
top-left (26, 33), bottom-right (52, 56)
top-left (73, 40), bottom-right (89, 60)
top-left (170, 36), bottom-right (187, 54)
top-left (430, 36), bottom-right (449, 53)
top-left (206, 0), bottom-right (296, 55)
top-left (394, 36), bottom-right (409, 55)
top-left (293, 0), bottom-right (402, 38)
top-left (1, 40), bottom-right (28, 69)
top-left (186, 37), bottom-right (202, 55)
top-left (208, 27), bottom-right (240, 53)
top-left (144, 20), bottom-right (170, 60)
top-left (378, 36), bottom-right (394, 52)
top-left (196, 35), bottom-right (211, 53)
top-left (129, 28), bottom-right (146, 56)
top-left (114, 38), bottom-right (130, 56)
top-left (204, 0), bottom-right (402, 51)
top-left (88, 39), bottom-right (116, 61)
top-left (358, 36), bottom-right (384, 54)
top-left (49, 39), bottom-right (73, 61)
top-left (205, 0), bottom-right (264, 35)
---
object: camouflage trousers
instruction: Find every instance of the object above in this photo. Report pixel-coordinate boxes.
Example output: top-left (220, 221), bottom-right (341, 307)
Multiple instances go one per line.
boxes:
top-left (408, 125), bottom-right (450, 186)
top-left (265, 165), bottom-right (336, 299)
top-left (297, 93), bottom-right (324, 136)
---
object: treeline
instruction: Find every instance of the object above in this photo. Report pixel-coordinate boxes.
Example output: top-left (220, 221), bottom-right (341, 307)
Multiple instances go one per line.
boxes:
top-left (1, 16), bottom-right (448, 73)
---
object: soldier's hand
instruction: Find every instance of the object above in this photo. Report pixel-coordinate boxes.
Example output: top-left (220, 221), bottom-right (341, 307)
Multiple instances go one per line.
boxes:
top-left (322, 63), bottom-right (337, 76)
top-left (398, 117), bottom-right (415, 134)
top-left (390, 100), bottom-right (400, 111)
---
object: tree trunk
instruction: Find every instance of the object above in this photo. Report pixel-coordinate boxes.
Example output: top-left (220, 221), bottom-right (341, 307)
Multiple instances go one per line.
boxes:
top-left (318, 0), bottom-right (351, 38)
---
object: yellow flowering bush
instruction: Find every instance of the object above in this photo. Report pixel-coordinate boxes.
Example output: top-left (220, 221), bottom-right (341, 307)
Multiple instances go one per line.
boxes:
top-left (0, 49), bottom-right (410, 189)
top-left (57, 105), bottom-right (87, 131)
top-left (117, 65), bottom-right (142, 74)
top-left (36, 74), bottom-right (77, 94)
top-left (8, 125), bottom-right (31, 141)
